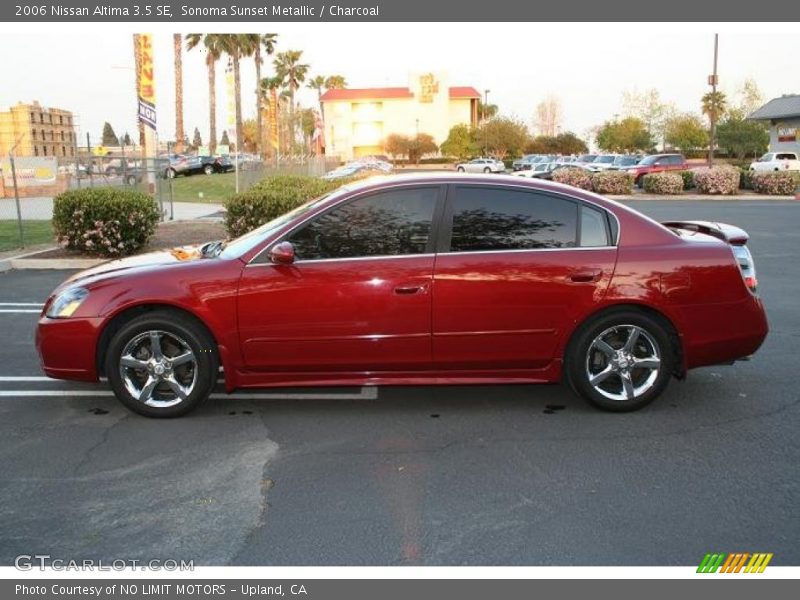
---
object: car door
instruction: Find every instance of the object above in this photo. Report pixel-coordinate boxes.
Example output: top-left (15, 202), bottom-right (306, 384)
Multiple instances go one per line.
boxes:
top-left (237, 185), bottom-right (444, 372)
top-left (431, 184), bottom-right (618, 371)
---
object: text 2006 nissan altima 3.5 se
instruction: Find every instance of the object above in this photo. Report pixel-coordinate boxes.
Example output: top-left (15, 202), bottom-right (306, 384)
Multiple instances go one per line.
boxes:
top-left (36, 174), bottom-right (768, 417)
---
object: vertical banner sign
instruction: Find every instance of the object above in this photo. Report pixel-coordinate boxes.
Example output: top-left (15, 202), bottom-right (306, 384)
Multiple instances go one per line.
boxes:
top-left (225, 60), bottom-right (236, 149)
top-left (270, 88), bottom-right (279, 156)
top-left (137, 34), bottom-right (156, 129)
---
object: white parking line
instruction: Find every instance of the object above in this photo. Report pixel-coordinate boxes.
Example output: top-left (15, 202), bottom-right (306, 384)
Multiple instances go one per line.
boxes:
top-left (0, 303), bottom-right (44, 306)
top-left (0, 309), bottom-right (41, 313)
top-left (0, 387), bottom-right (379, 401)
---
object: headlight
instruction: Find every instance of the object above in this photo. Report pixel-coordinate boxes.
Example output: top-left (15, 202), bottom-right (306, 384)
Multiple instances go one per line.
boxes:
top-left (46, 287), bottom-right (89, 318)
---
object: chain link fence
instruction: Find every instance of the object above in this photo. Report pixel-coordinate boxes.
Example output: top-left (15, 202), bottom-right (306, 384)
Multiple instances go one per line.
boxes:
top-left (1, 151), bottom-right (340, 252)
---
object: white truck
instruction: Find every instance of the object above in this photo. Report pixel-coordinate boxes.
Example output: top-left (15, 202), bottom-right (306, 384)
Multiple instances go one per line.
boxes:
top-left (749, 151), bottom-right (800, 172)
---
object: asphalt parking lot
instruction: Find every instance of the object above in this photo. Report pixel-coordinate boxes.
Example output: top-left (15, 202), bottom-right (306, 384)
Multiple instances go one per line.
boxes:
top-left (0, 200), bottom-right (797, 566)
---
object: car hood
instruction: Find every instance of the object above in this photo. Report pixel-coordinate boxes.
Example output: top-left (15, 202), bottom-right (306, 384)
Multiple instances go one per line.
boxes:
top-left (64, 245), bottom-right (209, 287)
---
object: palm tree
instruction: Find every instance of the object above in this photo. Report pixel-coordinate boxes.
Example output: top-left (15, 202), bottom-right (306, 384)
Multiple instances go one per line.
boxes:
top-left (306, 75), bottom-right (326, 108)
top-left (215, 35), bottom-right (251, 153)
top-left (702, 90), bottom-right (727, 164)
top-left (324, 75), bottom-right (347, 90)
top-left (186, 34), bottom-right (224, 154)
top-left (173, 34), bottom-right (185, 152)
top-left (273, 50), bottom-right (310, 148)
top-left (246, 33), bottom-right (278, 157)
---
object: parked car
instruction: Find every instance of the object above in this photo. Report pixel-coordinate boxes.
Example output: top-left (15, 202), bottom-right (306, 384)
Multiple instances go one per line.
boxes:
top-left (163, 155), bottom-right (233, 178)
top-left (36, 173), bottom-right (768, 418)
top-left (575, 154), bottom-right (599, 166)
top-left (620, 153), bottom-right (689, 187)
top-left (322, 161), bottom-right (390, 180)
top-left (749, 151), bottom-right (800, 172)
top-left (608, 155), bottom-right (643, 170)
top-left (456, 158), bottom-right (506, 173)
top-left (512, 154), bottom-right (545, 171)
top-left (514, 161), bottom-right (558, 179)
top-left (584, 154), bottom-right (621, 172)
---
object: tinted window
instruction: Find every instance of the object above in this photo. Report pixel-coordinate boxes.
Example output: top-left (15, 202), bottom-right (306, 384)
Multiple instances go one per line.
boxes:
top-left (667, 155), bottom-right (683, 165)
top-left (449, 187), bottom-right (577, 252)
top-left (580, 206), bottom-right (609, 247)
top-left (287, 187), bottom-right (438, 261)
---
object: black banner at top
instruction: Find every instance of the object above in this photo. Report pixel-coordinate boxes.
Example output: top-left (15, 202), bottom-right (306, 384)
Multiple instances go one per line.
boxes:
top-left (3, 0), bottom-right (800, 21)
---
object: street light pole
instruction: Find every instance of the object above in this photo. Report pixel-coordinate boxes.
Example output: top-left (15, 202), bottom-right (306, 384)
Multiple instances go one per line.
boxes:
top-left (8, 135), bottom-right (25, 247)
top-left (708, 33), bottom-right (719, 166)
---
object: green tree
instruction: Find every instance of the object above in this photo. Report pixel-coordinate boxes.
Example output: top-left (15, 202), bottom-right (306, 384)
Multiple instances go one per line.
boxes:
top-left (717, 110), bottom-right (769, 160)
top-left (476, 117), bottom-right (530, 158)
top-left (325, 75), bottom-right (347, 90)
top-left (192, 127), bottom-right (202, 149)
top-left (186, 34), bottom-right (225, 154)
top-left (101, 122), bottom-right (119, 146)
top-left (595, 117), bottom-right (652, 152)
top-left (737, 78), bottom-right (764, 116)
top-left (622, 88), bottom-right (675, 147)
top-left (527, 132), bottom-right (588, 155)
top-left (477, 100), bottom-right (498, 122)
top-left (243, 33), bottom-right (278, 155)
top-left (701, 91), bottom-right (728, 124)
top-left (440, 124), bottom-right (476, 160)
top-left (173, 34), bottom-right (185, 152)
top-left (664, 113), bottom-right (709, 154)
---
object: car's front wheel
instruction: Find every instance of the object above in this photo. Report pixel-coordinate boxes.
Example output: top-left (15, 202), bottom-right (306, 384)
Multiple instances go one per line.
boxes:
top-left (483, 167), bottom-right (491, 173)
top-left (203, 164), bottom-right (214, 175)
top-left (105, 311), bottom-right (218, 418)
top-left (566, 310), bottom-right (674, 412)
top-left (457, 167), bottom-right (465, 172)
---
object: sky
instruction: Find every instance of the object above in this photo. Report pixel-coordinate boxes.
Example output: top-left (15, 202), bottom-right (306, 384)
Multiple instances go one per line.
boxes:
top-left (0, 23), bottom-right (798, 148)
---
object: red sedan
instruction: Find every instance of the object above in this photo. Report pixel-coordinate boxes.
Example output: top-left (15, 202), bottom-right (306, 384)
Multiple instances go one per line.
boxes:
top-left (36, 174), bottom-right (768, 417)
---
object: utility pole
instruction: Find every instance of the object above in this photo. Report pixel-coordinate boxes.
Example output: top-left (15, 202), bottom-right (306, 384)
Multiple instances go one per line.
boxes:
top-left (708, 33), bottom-right (719, 166)
top-left (9, 135), bottom-right (25, 247)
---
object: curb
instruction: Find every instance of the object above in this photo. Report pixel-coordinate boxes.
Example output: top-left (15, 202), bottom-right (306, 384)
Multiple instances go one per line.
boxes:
top-left (0, 247), bottom-right (103, 271)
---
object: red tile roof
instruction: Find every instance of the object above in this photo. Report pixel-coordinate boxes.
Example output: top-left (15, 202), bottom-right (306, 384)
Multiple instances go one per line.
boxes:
top-left (320, 86), bottom-right (481, 101)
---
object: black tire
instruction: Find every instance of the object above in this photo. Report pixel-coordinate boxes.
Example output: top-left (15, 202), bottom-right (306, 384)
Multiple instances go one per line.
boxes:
top-left (203, 164), bottom-right (214, 175)
top-left (105, 310), bottom-right (218, 418)
top-left (565, 309), bottom-right (674, 412)
top-left (165, 168), bottom-right (177, 179)
top-left (125, 175), bottom-right (137, 186)
top-left (483, 167), bottom-right (491, 173)
top-left (457, 167), bottom-right (465, 172)
top-left (636, 176), bottom-right (644, 188)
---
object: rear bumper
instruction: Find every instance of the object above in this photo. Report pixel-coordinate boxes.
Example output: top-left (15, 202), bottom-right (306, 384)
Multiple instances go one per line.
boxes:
top-left (681, 295), bottom-right (768, 370)
top-left (36, 316), bottom-right (104, 382)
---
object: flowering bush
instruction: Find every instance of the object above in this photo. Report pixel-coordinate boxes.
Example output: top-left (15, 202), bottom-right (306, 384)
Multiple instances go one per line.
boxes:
top-left (224, 175), bottom-right (362, 237)
top-left (750, 171), bottom-right (799, 195)
top-left (642, 172), bottom-right (684, 195)
top-left (590, 170), bottom-right (634, 195)
top-left (52, 188), bottom-right (160, 256)
top-left (552, 167), bottom-right (593, 191)
top-left (693, 166), bottom-right (740, 195)
top-left (677, 170), bottom-right (695, 190)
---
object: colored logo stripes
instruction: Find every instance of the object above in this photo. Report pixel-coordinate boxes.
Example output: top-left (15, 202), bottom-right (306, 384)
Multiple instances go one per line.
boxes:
top-left (697, 552), bottom-right (773, 573)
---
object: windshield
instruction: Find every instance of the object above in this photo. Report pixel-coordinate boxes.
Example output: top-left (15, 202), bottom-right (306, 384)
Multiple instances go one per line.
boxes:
top-left (219, 193), bottom-right (335, 259)
top-left (639, 155), bottom-right (660, 165)
top-left (595, 155), bottom-right (615, 164)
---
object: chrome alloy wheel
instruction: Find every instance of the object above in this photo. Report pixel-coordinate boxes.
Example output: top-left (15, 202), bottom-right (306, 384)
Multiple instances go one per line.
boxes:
top-left (118, 330), bottom-right (197, 408)
top-left (585, 325), bottom-right (661, 402)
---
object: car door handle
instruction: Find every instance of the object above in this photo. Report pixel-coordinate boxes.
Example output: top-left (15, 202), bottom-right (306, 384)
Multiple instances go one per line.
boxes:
top-left (394, 285), bottom-right (425, 295)
top-left (568, 269), bottom-right (603, 283)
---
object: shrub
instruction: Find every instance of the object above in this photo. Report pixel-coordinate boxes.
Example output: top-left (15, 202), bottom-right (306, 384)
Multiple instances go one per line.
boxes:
top-left (642, 172), bottom-right (684, 195)
top-left (751, 171), bottom-right (799, 195)
top-left (224, 175), bottom-right (361, 237)
top-left (677, 170), bottom-right (695, 190)
top-left (590, 170), bottom-right (633, 195)
top-left (52, 188), bottom-right (160, 256)
top-left (693, 166), bottom-right (740, 195)
top-left (552, 167), bottom-right (593, 191)
top-left (739, 168), bottom-right (753, 190)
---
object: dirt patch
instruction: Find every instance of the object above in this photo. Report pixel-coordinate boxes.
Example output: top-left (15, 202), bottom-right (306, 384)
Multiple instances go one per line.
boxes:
top-left (27, 220), bottom-right (227, 259)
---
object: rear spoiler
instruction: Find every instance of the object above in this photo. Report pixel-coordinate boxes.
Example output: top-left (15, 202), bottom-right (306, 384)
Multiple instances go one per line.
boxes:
top-left (662, 220), bottom-right (749, 245)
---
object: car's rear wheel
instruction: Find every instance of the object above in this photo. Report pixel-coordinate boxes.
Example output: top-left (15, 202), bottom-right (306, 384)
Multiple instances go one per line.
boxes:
top-left (566, 310), bottom-right (673, 412)
top-left (457, 167), bottom-right (465, 172)
top-left (483, 167), bottom-right (491, 173)
top-left (105, 311), bottom-right (217, 418)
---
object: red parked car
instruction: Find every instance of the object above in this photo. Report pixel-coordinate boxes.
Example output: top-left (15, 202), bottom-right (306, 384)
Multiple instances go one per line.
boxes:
top-left (36, 174), bottom-right (768, 417)
top-left (622, 153), bottom-right (690, 187)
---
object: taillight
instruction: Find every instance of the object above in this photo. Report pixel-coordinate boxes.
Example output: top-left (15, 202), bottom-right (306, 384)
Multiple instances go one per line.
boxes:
top-left (732, 244), bottom-right (758, 293)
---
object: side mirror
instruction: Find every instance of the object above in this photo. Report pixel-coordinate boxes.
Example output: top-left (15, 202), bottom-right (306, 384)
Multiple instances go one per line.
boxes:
top-left (269, 241), bottom-right (295, 265)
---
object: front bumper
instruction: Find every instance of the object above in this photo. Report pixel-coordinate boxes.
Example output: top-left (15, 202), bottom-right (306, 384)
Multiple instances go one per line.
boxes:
top-left (36, 316), bottom-right (105, 382)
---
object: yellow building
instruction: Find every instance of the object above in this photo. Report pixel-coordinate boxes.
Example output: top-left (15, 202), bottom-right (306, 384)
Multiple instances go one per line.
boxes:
top-left (321, 72), bottom-right (480, 161)
top-left (0, 101), bottom-right (77, 158)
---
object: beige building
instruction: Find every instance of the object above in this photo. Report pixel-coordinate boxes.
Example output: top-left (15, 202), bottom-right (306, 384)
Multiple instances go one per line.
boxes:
top-left (0, 101), bottom-right (77, 159)
top-left (321, 72), bottom-right (480, 161)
